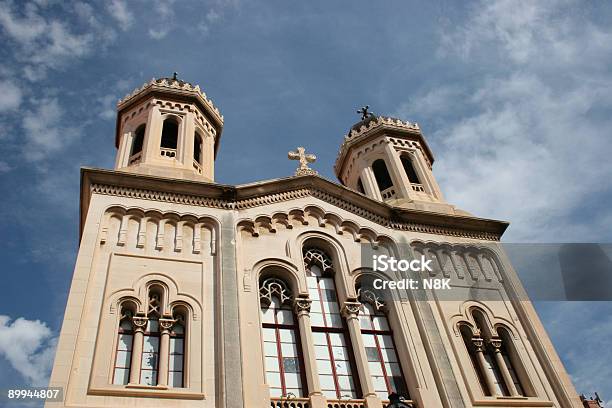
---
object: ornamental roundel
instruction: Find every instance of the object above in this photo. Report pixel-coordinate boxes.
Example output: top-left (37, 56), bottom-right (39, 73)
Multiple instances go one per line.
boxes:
top-left (303, 248), bottom-right (334, 272)
top-left (259, 277), bottom-right (292, 307)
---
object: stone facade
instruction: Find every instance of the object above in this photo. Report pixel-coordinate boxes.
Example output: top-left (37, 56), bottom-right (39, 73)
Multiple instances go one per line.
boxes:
top-left (46, 78), bottom-right (582, 408)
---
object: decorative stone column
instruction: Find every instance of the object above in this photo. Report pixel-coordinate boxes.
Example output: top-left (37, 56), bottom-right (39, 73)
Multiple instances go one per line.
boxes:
top-left (360, 166), bottom-right (383, 201)
top-left (471, 332), bottom-right (499, 397)
top-left (293, 297), bottom-right (326, 408)
top-left (342, 301), bottom-right (381, 408)
top-left (157, 318), bottom-right (175, 388)
top-left (129, 316), bottom-right (148, 385)
top-left (490, 338), bottom-right (519, 396)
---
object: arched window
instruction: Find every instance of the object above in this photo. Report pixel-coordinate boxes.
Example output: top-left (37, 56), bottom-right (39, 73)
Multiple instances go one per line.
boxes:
top-left (193, 132), bottom-right (203, 165)
top-left (498, 328), bottom-right (526, 396)
top-left (358, 288), bottom-right (409, 399)
top-left (460, 308), bottom-right (529, 397)
top-left (304, 248), bottom-right (361, 399)
top-left (260, 277), bottom-right (307, 397)
top-left (112, 304), bottom-right (135, 385)
top-left (140, 288), bottom-right (162, 386)
top-left (131, 125), bottom-right (145, 157)
top-left (372, 159), bottom-right (393, 193)
top-left (400, 155), bottom-right (420, 184)
top-left (160, 117), bottom-right (178, 156)
top-left (168, 312), bottom-right (186, 388)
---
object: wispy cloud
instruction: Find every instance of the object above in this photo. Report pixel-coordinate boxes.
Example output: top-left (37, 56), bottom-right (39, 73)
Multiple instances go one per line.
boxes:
top-left (0, 79), bottom-right (22, 111)
top-left (405, 0), bottom-right (612, 242)
top-left (107, 0), bottom-right (133, 31)
top-left (0, 315), bottom-right (57, 387)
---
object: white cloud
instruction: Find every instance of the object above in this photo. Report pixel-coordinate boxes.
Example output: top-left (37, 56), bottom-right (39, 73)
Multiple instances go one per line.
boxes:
top-left (22, 98), bottom-right (78, 161)
top-left (413, 0), bottom-right (612, 241)
top-left (107, 0), bottom-right (132, 31)
top-left (0, 1), bottom-right (94, 81)
top-left (0, 315), bottom-right (57, 387)
top-left (147, 0), bottom-right (176, 40)
top-left (0, 161), bottom-right (11, 173)
top-left (0, 79), bottom-right (22, 111)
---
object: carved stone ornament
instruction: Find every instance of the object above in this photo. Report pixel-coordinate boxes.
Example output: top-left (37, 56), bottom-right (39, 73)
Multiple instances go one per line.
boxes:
top-left (293, 298), bottom-right (312, 315)
top-left (159, 318), bottom-right (175, 331)
top-left (490, 337), bottom-right (502, 352)
top-left (132, 316), bottom-right (148, 329)
top-left (288, 147), bottom-right (318, 176)
top-left (342, 301), bottom-right (361, 318)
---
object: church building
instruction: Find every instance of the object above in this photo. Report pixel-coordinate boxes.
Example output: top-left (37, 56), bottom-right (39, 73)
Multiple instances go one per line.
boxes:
top-left (47, 76), bottom-right (582, 408)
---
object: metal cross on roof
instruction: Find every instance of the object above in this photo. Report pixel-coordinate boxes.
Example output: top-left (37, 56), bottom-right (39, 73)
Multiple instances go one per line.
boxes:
top-left (288, 146), bottom-right (318, 176)
top-left (357, 105), bottom-right (374, 120)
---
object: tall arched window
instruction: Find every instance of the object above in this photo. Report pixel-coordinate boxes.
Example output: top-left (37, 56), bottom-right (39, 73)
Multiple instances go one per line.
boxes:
top-left (160, 117), bottom-right (178, 157)
top-left (304, 248), bottom-right (361, 399)
top-left (372, 159), bottom-right (394, 197)
top-left (140, 287), bottom-right (162, 386)
top-left (168, 312), bottom-right (186, 387)
top-left (400, 155), bottom-right (420, 184)
top-left (358, 288), bottom-right (409, 399)
top-left (260, 277), bottom-right (307, 397)
top-left (193, 132), bottom-right (203, 164)
top-left (131, 125), bottom-right (145, 157)
top-left (460, 308), bottom-right (529, 397)
top-left (112, 304), bottom-right (135, 385)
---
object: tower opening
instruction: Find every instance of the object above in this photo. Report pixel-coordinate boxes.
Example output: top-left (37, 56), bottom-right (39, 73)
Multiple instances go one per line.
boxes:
top-left (194, 132), bottom-right (203, 164)
top-left (372, 159), bottom-right (393, 192)
top-left (161, 118), bottom-right (179, 151)
top-left (131, 125), bottom-right (145, 157)
top-left (401, 155), bottom-right (421, 184)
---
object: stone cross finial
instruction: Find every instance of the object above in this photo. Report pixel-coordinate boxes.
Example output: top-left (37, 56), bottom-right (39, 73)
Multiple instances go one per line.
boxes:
top-left (172, 72), bottom-right (178, 80)
top-left (357, 105), bottom-right (373, 120)
top-left (288, 146), bottom-right (318, 176)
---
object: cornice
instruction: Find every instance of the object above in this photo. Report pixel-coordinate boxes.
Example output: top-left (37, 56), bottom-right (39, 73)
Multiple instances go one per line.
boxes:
top-left (80, 168), bottom-right (508, 242)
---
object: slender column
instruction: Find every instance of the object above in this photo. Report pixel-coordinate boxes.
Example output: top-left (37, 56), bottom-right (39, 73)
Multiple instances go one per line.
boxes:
top-left (342, 301), bottom-right (381, 408)
top-left (293, 298), bottom-right (326, 408)
top-left (361, 166), bottom-right (383, 201)
top-left (491, 338), bottom-right (519, 396)
top-left (471, 332), bottom-right (499, 397)
top-left (157, 318), bottom-right (174, 387)
top-left (384, 143), bottom-right (412, 199)
top-left (129, 316), bottom-right (148, 385)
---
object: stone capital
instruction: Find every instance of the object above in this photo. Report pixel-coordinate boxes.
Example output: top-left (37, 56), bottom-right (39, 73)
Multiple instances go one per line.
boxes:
top-left (341, 301), bottom-right (361, 319)
top-left (293, 297), bottom-right (312, 315)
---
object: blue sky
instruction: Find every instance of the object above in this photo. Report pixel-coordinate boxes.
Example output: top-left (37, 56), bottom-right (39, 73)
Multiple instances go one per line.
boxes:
top-left (0, 0), bottom-right (611, 405)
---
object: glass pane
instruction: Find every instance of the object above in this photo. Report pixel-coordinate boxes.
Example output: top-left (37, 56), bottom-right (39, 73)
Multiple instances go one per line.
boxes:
top-left (373, 316), bottom-right (390, 331)
top-left (284, 372), bottom-right (302, 388)
top-left (113, 368), bottom-right (129, 385)
top-left (315, 345), bottom-right (330, 359)
top-left (264, 341), bottom-right (278, 357)
top-left (169, 354), bottom-right (183, 371)
top-left (359, 315), bottom-right (373, 329)
top-left (277, 309), bottom-right (294, 325)
top-left (362, 334), bottom-right (376, 347)
top-left (262, 328), bottom-right (276, 342)
top-left (147, 320), bottom-right (159, 332)
top-left (266, 372), bottom-right (281, 387)
top-left (261, 306), bottom-right (275, 323)
top-left (380, 346), bottom-right (398, 363)
top-left (334, 360), bottom-right (349, 375)
top-left (168, 371), bottom-right (183, 387)
top-left (337, 375), bottom-right (355, 391)
top-left (311, 313), bottom-right (325, 327)
top-left (265, 356), bottom-right (280, 372)
top-left (172, 323), bottom-right (184, 335)
top-left (281, 342), bottom-right (297, 357)
top-left (120, 320), bottom-right (133, 330)
top-left (319, 278), bottom-right (334, 289)
top-left (117, 334), bottom-right (133, 351)
top-left (115, 350), bottom-right (131, 367)
top-left (385, 362), bottom-right (403, 376)
top-left (380, 335), bottom-right (394, 348)
top-left (332, 346), bottom-right (348, 360)
top-left (322, 389), bottom-right (337, 398)
top-left (312, 332), bottom-right (327, 346)
top-left (372, 375), bottom-right (387, 392)
top-left (307, 276), bottom-right (319, 288)
top-left (283, 357), bottom-right (300, 373)
top-left (319, 374), bottom-right (336, 389)
top-left (169, 338), bottom-right (184, 354)
top-left (140, 370), bottom-right (157, 386)
top-left (141, 352), bottom-right (158, 369)
top-left (279, 329), bottom-right (296, 344)
top-left (369, 361), bottom-right (383, 375)
top-left (327, 314), bottom-right (343, 328)
top-left (367, 346), bottom-right (381, 361)
top-left (269, 387), bottom-right (283, 397)
top-left (143, 335), bottom-right (159, 352)
top-left (328, 332), bottom-right (345, 346)
top-left (317, 359), bottom-right (333, 374)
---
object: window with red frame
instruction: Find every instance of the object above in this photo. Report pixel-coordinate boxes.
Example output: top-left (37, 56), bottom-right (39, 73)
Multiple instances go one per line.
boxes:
top-left (304, 247), bottom-right (361, 399)
top-left (260, 277), bottom-right (307, 398)
top-left (112, 307), bottom-right (134, 385)
top-left (358, 289), bottom-right (409, 399)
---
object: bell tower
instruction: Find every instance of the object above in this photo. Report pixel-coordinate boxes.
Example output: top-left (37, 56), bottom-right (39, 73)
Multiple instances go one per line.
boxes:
top-left (114, 74), bottom-right (224, 182)
top-left (334, 109), bottom-right (462, 214)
